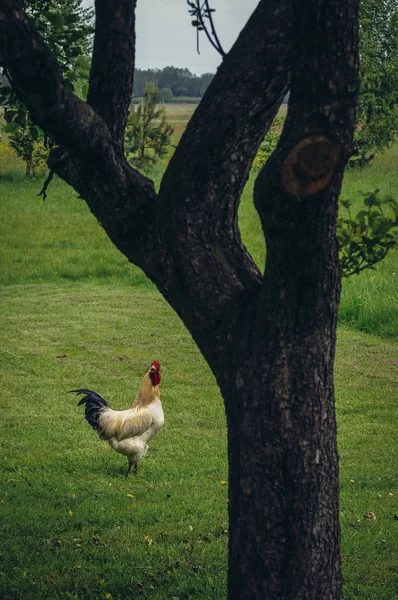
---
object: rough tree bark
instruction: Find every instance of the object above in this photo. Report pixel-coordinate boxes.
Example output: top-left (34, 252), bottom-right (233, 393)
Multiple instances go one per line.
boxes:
top-left (0, 1), bottom-right (359, 598)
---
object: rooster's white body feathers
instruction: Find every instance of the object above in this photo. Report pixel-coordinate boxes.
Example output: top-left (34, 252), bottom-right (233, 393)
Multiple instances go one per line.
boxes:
top-left (72, 361), bottom-right (164, 474)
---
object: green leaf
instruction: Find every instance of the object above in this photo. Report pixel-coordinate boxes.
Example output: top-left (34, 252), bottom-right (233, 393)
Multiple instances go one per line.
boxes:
top-left (363, 194), bottom-right (376, 206)
top-left (4, 121), bottom-right (19, 133)
top-left (340, 199), bottom-right (352, 209)
top-left (29, 126), bottom-right (39, 141)
top-left (43, 11), bottom-right (64, 29)
top-left (63, 14), bottom-right (79, 26)
top-left (69, 46), bottom-right (82, 58)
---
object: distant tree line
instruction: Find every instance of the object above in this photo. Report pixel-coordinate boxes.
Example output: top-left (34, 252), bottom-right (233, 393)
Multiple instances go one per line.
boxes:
top-left (133, 66), bottom-right (214, 100)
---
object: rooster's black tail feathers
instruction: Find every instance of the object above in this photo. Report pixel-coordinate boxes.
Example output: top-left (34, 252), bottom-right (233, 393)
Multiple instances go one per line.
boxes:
top-left (70, 389), bottom-right (109, 436)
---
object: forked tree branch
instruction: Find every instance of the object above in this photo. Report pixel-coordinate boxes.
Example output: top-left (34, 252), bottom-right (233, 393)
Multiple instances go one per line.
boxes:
top-left (88, 0), bottom-right (137, 153)
top-left (156, 0), bottom-right (292, 324)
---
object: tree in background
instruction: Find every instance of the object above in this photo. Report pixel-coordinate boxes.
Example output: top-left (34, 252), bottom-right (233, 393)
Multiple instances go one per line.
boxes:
top-left (158, 86), bottom-right (173, 103)
top-left (0, 0), bottom-right (93, 174)
top-left (351, 0), bottom-right (398, 166)
top-left (133, 66), bottom-right (213, 99)
top-left (125, 82), bottom-right (174, 170)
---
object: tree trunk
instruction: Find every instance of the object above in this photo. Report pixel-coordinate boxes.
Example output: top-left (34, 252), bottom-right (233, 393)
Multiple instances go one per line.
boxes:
top-left (25, 158), bottom-right (32, 176)
top-left (226, 359), bottom-right (342, 599)
top-left (224, 191), bottom-right (343, 597)
top-left (0, 1), bottom-right (359, 598)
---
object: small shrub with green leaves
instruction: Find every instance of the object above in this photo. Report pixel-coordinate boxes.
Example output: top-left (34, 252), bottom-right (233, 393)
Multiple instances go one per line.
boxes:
top-left (338, 190), bottom-right (398, 277)
top-left (6, 114), bottom-right (48, 176)
top-left (125, 82), bottom-right (174, 170)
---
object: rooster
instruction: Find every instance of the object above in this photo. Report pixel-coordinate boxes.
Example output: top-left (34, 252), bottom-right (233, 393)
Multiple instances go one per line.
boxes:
top-left (71, 360), bottom-right (163, 475)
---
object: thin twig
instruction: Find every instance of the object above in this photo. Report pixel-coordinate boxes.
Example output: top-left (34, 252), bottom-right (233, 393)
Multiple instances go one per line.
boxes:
top-left (189, 0), bottom-right (226, 58)
top-left (203, 0), bottom-right (226, 57)
top-left (37, 170), bottom-right (55, 201)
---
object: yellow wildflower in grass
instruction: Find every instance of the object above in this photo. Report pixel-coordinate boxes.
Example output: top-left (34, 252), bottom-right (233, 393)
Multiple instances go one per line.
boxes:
top-left (349, 479), bottom-right (355, 483)
top-left (68, 510), bottom-right (73, 516)
top-left (0, 144), bottom-right (19, 175)
top-left (127, 494), bottom-right (134, 498)
top-left (0, 144), bottom-right (16, 155)
top-left (105, 594), bottom-right (113, 600)
top-left (220, 481), bottom-right (227, 485)
top-left (145, 535), bottom-right (152, 545)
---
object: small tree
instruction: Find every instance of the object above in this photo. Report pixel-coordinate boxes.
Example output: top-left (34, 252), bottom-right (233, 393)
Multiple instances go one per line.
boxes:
top-left (350, 0), bottom-right (398, 166)
top-left (7, 115), bottom-right (47, 175)
top-left (125, 82), bottom-right (174, 169)
top-left (159, 87), bottom-right (173, 103)
top-left (0, 0), bottom-right (93, 173)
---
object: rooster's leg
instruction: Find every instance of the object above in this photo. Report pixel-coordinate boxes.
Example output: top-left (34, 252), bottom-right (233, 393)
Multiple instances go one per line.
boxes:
top-left (127, 461), bottom-right (138, 476)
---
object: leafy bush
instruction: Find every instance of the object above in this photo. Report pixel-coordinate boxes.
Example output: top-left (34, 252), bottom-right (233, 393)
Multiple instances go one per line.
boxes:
top-left (338, 190), bottom-right (398, 277)
top-left (6, 116), bottom-right (48, 175)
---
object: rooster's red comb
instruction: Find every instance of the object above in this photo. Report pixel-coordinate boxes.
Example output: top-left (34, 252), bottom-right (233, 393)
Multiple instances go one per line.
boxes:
top-left (151, 360), bottom-right (161, 371)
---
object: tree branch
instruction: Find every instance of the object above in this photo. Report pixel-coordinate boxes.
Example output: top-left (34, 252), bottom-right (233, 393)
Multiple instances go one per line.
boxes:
top-left (254, 0), bottom-right (359, 222)
top-left (0, 0), bottom-right (156, 268)
top-left (88, 0), bottom-right (136, 153)
top-left (252, 0), bottom-right (359, 341)
top-left (153, 0), bottom-right (292, 364)
top-left (166, 0), bottom-right (292, 217)
top-left (0, 1), bottom-right (110, 156)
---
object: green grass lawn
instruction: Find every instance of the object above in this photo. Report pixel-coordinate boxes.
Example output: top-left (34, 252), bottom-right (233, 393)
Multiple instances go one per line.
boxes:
top-left (1, 284), bottom-right (228, 600)
top-left (0, 137), bottom-right (397, 599)
top-left (1, 285), bottom-right (397, 600)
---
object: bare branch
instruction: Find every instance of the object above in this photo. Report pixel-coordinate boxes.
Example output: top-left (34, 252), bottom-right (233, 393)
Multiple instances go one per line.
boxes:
top-left (88, 0), bottom-right (136, 153)
top-left (202, 0), bottom-right (226, 57)
top-left (188, 0), bottom-right (226, 57)
top-left (37, 169), bottom-right (55, 201)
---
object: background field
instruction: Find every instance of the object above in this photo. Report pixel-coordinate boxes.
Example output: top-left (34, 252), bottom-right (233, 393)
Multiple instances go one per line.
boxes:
top-left (1, 105), bottom-right (397, 599)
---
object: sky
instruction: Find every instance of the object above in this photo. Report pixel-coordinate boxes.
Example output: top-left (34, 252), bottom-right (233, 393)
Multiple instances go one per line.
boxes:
top-left (83, 1), bottom-right (259, 75)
